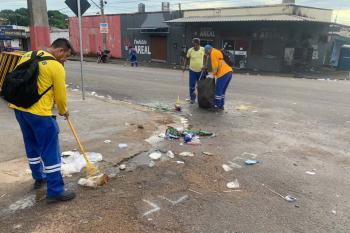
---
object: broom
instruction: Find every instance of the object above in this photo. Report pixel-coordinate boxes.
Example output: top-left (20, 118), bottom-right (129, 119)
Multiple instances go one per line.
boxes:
top-left (66, 117), bottom-right (100, 177)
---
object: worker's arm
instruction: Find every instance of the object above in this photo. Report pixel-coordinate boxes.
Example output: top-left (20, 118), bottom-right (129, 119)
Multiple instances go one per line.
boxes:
top-left (211, 51), bottom-right (220, 75)
top-left (182, 48), bottom-right (191, 71)
top-left (51, 62), bottom-right (68, 116)
top-left (202, 54), bottom-right (208, 70)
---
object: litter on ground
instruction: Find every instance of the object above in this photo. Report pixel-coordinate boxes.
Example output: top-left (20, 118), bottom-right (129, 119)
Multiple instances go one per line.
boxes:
top-left (165, 126), bottom-right (182, 139)
top-left (245, 160), bottom-right (260, 165)
top-left (226, 179), bottom-right (240, 189)
top-left (306, 171), bottom-right (316, 175)
top-left (187, 137), bottom-right (201, 145)
top-left (262, 184), bottom-right (296, 203)
top-left (118, 144), bottom-right (128, 149)
top-left (61, 151), bottom-right (103, 176)
top-left (149, 152), bottom-right (162, 160)
top-left (174, 161), bottom-right (185, 164)
top-left (148, 160), bottom-right (156, 167)
top-left (167, 151), bottom-right (175, 159)
top-left (119, 164), bottom-right (126, 170)
top-left (285, 195), bottom-right (297, 202)
top-left (104, 140), bottom-right (111, 144)
top-left (78, 174), bottom-right (109, 188)
top-left (202, 152), bottom-right (214, 156)
top-left (222, 164), bottom-right (233, 172)
top-left (180, 152), bottom-right (194, 157)
top-left (145, 128), bottom-right (166, 145)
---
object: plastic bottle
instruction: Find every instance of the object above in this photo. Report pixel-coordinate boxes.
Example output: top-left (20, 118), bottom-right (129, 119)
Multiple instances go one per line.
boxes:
top-left (184, 133), bottom-right (194, 143)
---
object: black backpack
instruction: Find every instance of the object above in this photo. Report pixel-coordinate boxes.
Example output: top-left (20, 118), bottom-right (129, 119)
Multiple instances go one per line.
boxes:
top-left (1, 51), bottom-right (56, 108)
top-left (221, 49), bottom-right (235, 67)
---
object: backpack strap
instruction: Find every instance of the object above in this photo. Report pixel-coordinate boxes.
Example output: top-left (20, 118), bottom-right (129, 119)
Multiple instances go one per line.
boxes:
top-left (30, 51), bottom-right (38, 59)
top-left (33, 51), bottom-right (56, 96)
top-left (39, 85), bottom-right (53, 97)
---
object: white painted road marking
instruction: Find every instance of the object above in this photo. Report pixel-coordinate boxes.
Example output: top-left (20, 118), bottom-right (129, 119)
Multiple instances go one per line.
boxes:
top-left (142, 199), bottom-right (160, 216)
top-left (158, 195), bottom-right (188, 205)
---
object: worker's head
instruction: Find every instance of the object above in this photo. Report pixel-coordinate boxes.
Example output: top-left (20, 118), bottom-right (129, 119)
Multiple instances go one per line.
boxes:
top-left (204, 44), bottom-right (213, 55)
top-left (50, 38), bottom-right (74, 63)
top-left (192, 38), bottom-right (200, 50)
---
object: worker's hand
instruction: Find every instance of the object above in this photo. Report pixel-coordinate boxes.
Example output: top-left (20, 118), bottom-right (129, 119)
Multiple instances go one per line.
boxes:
top-left (60, 111), bottom-right (69, 120)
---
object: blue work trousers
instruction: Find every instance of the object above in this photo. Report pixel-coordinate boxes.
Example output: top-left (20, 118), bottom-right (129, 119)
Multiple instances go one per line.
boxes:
top-left (14, 110), bottom-right (64, 197)
top-left (214, 72), bottom-right (233, 108)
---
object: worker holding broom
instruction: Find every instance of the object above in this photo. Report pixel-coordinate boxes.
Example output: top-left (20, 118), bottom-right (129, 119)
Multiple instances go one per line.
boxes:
top-left (183, 38), bottom-right (205, 104)
top-left (8, 38), bottom-right (76, 203)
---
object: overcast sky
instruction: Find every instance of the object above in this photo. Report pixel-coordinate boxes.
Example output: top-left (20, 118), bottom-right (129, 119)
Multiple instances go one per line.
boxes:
top-left (1, 0), bottom-right (350, 25)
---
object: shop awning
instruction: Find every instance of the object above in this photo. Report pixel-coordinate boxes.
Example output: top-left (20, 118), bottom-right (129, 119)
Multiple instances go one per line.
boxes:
top-left (166, 14), bottom-right (331, 23)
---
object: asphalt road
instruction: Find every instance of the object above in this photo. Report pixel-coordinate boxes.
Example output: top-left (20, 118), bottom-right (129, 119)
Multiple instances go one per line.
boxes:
top-left (63, 61), bottom-right (350, 232)
top-left (1, 61), bottom-right (349, 233)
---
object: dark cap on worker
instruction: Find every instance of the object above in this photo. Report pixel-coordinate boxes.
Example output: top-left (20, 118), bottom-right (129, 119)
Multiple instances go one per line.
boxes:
top-left (204, 44), bottom-right (213, 53)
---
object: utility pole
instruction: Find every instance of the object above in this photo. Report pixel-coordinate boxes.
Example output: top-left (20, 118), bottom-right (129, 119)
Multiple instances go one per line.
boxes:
top-left (100, 0), bottom-right (107, 50)
top-left (77, 0), bottom-right (85, 100)
top-left (27, 0), bottom-right (50, 50)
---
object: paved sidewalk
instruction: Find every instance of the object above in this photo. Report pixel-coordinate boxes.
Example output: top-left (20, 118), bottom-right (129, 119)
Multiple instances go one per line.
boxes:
top-left (0, 90), bottom-right (178, 208)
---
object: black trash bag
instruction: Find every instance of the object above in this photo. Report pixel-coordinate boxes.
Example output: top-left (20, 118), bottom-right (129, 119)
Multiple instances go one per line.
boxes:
top-left (197, 76), bottom-right (215, 109)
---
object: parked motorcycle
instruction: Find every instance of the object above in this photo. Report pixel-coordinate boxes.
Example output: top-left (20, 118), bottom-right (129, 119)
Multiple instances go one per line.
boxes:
top-left (97, 49), bottom-right (110, 63)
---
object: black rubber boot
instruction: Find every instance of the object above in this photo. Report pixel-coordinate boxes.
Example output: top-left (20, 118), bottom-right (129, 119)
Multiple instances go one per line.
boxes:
top-left (34, 180), bottom-right (46, 189)
top-left (46, 191), bottom-right (76, 204)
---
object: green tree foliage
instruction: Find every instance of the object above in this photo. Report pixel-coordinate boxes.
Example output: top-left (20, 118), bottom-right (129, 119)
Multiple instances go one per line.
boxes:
top-left (0, 8), bottom-right (68, 29)
top-left (48, 10), bottom-right (68, 29)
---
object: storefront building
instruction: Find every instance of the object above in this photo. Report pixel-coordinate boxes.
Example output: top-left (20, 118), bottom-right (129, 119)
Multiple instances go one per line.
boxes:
top-left (167, 4), bottom-right (333, 72)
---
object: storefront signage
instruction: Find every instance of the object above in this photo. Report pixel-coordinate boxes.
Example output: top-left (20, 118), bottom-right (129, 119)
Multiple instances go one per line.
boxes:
top-left (100, 23), bottom-right (108, 33)
top-left (1, 29), bottom-right (26, 38)
top-left (134, 39), bottom-right (151, 55)
top-left (199, 28), bottom-right (215, 38)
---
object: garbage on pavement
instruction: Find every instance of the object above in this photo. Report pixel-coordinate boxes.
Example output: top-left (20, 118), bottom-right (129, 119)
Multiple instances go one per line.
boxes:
top-left (165, 126), bottom-right (182, 139)
top-left (180, 152), bottom-right (194, 157)
top-left (183, 129), bottom-right (213, 136)
top-left (119, 164), bottom-right (126, 170)
top-left (202, 151), bottom-right (214, 156)
top-left (165, 127), bottom-right (214, 144)
top-left (184, 132), bottom-right (194, 143)
top-left (118, 143), bottom-right (128, 149)
top-left (187, 137), bottom-right (201, 145)
top-left (175, 161), bottom-right (185, 164)
top-left (61, 151), bottom-right (103, 176)
top-left (148, 160), bottom-right (156, 167)
top-left (262, 184), bottom-right (297, 203)
top-left (166, 151), bottom-right (175, 159)
top-left (174, 103), bottom-right (182, 112)
top-left (149, 152), bottom-right (162, 160)
top-left (305, 171), bottom-right (316, 175)
top-left (245, 160), bottom-right (260, 165)
top-left (78, 174), bottom-right (109, 188)
top-left (222, 164), bottom-right (233, 172)
top-left (104, 140), bottom-right (111, 144)
top-left (226, 179), bottom-right (240, 189)
top-left (285, 195), bottom-right (297, 202)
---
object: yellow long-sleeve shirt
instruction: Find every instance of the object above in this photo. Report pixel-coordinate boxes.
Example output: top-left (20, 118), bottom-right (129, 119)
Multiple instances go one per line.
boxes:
top-left (9, 50), bottom-right (67, 116)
